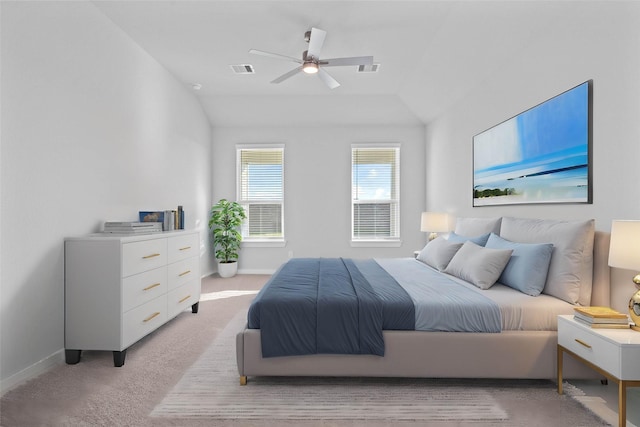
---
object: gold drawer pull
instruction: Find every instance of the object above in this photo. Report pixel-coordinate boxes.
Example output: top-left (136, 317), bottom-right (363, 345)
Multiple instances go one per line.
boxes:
top-left (179, 295), bottom-right (191, 303)
top-left (179, 270), bottom-right (191, 277)
top-left (179, 246), bottom-right (191, 251)
top-left (143, 312), bottom-right (160, 322)
top-left (142, 253), bottom-right (161, 259)
top-left (575, 338), bottom-right (592, 349)
top-left (143, 283), bottom-right (161, 291)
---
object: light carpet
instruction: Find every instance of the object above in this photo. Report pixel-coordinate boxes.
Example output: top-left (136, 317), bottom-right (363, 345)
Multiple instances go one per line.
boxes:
top-left (150, 311), bottom-right (603, 424)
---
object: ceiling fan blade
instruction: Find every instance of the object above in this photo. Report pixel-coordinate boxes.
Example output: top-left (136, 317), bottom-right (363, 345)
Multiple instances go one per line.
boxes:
top-left (307, 27), bottom-right (327, 59)
top-left (249, 49), bottom-right (302, 64)
top-left (322, 56), bottom-right (374, 67)
top-left (317, 68), bottom-right (340, 89)
top-left (271, 66), bottom-right (303, 84)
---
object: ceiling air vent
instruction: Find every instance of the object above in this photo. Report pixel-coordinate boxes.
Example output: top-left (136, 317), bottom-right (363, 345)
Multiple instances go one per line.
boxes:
top-left (357, 63), bottom-right (380, 73)
top-left (230, 64), bottom-right (255, 74)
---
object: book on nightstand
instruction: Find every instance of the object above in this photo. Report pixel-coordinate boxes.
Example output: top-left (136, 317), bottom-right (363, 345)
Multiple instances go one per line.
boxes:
top-left (573, 306), bottom-right (630, 328)
top-left (574, 318), bottom-right (630, 329)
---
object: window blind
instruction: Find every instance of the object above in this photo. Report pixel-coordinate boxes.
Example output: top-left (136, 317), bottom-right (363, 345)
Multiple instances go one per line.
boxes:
top-left (352, 146), bottom-right (400, 240)
top-left (237, 147), bottom-right (284, 240)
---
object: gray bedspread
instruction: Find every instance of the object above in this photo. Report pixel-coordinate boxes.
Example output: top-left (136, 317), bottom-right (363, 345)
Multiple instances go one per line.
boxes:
top-left (376, 258), bottom-right (502, 332)
top-left (248, 257), bottom-right (502, 358)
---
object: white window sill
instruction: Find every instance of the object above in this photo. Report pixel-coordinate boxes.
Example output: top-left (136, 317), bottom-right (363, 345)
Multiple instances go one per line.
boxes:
top-left (242, 240), bottom-right (287, 248)
top-left (350, 240), bottom-right (402, 248)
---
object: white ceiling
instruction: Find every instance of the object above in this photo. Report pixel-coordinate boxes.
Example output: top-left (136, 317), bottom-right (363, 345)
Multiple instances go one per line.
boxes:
top-left (92, 0), bottom-right (577, 127)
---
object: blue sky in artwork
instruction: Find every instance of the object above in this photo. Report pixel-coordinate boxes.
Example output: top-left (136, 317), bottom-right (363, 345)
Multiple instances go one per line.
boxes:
top-left (516, 82), bottom-right (588, 161)
top-left (474, 82), bottom-right (589, 186)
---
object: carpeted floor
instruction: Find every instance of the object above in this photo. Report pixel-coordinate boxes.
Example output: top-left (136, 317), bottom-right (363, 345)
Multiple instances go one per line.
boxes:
top-left (0, 274), bottom-right (609, 426)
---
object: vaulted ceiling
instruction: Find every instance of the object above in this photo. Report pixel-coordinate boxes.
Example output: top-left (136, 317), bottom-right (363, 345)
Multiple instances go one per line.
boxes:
top-left (93, 0), bottom-right (580, 127)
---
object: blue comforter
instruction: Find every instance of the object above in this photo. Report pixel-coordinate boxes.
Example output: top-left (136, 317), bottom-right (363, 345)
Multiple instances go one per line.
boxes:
top-left (248, 257), bottom-right (501, 358)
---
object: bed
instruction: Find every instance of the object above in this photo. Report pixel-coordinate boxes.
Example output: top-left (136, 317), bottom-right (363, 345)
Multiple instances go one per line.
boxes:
top-left (236, 217), bottom-right (611, 385)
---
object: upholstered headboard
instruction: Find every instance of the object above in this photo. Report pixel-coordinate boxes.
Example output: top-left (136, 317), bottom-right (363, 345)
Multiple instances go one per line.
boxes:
top-left (591, 230), bottom-right (611, 307)
top-left (453, 217), bottom-right (610, 307)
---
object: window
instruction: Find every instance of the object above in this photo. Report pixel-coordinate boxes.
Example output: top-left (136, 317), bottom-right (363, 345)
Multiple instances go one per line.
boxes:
top-left (352, 145), bottom-right (400, 243)
top-left (237, 145), bottom-right (284, 242)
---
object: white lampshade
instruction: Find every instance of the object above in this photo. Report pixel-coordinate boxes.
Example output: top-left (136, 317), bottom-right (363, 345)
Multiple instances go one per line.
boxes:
top-left (608, 220), bottom-right (640, 270)
top-left (420, 212), bottom-right (450, 233)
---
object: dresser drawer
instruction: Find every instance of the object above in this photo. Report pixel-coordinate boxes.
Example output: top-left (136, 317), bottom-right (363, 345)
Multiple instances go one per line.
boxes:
top-left (168, 233), bottom-right (199, 264)
top-left (122, 239), bottom-right (167, 277)
top-left (122, 295), bottom-right (167, 349)
top-left (558, 318), bottom-right (621, 377)
top-left (168, 257), bottom-right (198, 291)
top-left (167, 280), bottom-right (200, 319)
top-left (122, 266), bottom-right (168, 312)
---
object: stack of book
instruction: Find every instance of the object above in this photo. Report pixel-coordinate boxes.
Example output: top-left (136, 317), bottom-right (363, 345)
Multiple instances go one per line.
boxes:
top-left (139, 206), bottom-right (184, 231)
top-left (103, 221), bottom-right (163, 234)
top-left (573, 306), bottom-right (630, 329)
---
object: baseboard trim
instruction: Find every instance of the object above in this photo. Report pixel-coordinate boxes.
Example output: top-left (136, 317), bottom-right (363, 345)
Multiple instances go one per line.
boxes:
top-left (0, 349), bottom-right (64, 396)
top-left (237, 268), bottom-right (276, 275)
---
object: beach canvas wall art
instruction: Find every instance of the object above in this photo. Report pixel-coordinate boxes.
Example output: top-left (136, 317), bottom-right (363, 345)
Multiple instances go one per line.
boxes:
top-left (473, 81), bottom-right (592, 206)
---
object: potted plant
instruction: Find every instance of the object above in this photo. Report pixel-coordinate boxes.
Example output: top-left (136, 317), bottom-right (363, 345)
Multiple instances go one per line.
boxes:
top-left (209, 199), bottom-right (246, 278)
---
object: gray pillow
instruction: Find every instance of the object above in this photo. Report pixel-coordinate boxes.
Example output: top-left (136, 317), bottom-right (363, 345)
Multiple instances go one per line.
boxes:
top-left (416, 237), bottom-right (463, 271)
top-left (444, 241), bottom-right (513, 290)
top-left (485, 233), bottom-right (553, 296)
top-left (500, 217), bottom-right (594, 305)
top-left (454, 217), bottom-right (502, 237)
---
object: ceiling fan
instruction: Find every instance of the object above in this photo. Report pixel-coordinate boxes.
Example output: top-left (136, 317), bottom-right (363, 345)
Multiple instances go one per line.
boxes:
top-left (249, 27), bottom-right (373, 89)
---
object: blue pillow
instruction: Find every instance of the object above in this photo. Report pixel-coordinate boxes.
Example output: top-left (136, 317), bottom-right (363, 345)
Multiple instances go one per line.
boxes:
top-left (447, 231), bottom-right (490, 247)
top-left (485, 233), bottom-right (554, 296)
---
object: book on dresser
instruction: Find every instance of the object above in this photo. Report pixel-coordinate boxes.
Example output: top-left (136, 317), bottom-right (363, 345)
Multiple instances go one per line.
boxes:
top-left (573, 306), bottom-right (630, 328)
top-left (104, 221), bottom-right (162, 234)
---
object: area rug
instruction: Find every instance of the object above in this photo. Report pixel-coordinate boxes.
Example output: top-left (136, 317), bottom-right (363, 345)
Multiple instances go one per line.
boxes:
top-left (150, 311), bottom-right (605, 424)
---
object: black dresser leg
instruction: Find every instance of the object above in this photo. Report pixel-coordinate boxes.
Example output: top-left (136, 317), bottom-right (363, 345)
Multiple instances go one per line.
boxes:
top-left (113, 350), bottom-right (126, 367)
top-left (191, 302), bottom-right (199, 314)
top-left (65, 349), bottom-right (81, 364)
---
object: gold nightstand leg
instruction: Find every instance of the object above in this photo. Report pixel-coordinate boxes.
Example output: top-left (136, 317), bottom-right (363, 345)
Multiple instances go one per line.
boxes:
top-left (619, 380), bottom-right (626, 427)
top-left (557, 345), bottom-right (564, 395)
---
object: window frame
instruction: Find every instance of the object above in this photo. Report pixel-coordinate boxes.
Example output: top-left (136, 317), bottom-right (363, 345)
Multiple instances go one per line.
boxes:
top-left (236, 144), bottom-right (285, 246)
top-left (351, 143), bottom-right (401, 247)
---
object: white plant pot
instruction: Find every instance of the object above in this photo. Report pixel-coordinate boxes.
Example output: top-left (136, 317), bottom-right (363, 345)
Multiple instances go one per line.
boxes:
top-left (218, 261), bottom-right (238, 278)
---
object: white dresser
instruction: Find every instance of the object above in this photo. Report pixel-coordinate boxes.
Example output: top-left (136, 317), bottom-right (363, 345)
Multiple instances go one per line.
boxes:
top-left (64, 230), bottom-right (201, 367)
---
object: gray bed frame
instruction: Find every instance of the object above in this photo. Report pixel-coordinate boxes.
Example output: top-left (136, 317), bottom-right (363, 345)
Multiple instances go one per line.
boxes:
top-left (236, 231), bottom-right (611, 385)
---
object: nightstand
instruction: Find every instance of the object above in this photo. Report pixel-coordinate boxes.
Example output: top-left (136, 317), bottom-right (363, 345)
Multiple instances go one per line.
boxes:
top-left (557, 314), bottom-right (640, 427)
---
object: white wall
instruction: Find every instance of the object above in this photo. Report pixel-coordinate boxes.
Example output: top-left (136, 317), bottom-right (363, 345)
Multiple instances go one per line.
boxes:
top-left (424, 3), bottom-right (640, 312)
top-left (212, 125), bottom-right (426, 272)
top-left (0, 2), bottom-right (212, 390)
top-left (425, 2), bottom-right (640, 230)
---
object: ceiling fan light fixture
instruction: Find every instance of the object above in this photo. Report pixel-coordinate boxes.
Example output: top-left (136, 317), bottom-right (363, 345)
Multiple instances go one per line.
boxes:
top-left (302, 62), bottom-right (319, 74)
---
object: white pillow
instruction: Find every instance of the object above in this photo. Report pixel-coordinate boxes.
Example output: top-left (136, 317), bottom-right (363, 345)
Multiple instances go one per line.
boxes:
top-left (416, 237), bottom-right (463, 271)
top-left (444, 241), bottom-right (513, 290)
top-left (454, 217), bottom-right (502, 237)
top-left (499, 217), bottom-right (595, 305)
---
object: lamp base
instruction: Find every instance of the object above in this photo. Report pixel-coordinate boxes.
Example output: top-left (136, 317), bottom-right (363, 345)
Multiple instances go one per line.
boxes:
top-left (629, 288), bottom-right (640, 332)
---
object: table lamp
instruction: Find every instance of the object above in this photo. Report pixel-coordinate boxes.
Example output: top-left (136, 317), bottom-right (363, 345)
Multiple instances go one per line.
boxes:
top-left (420, 212), bottom-right (450, 241)
top-left (608, 220), bottom-right (640, 331)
